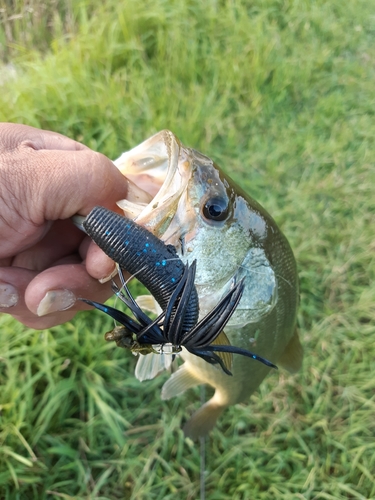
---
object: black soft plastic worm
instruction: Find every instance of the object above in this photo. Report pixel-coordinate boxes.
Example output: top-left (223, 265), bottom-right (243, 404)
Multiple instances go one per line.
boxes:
top-left (83, 206), bottom-right (199, 334)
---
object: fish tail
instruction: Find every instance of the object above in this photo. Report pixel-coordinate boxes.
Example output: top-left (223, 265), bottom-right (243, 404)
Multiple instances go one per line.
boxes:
top-left (183, 398), bottom-right (226, 440)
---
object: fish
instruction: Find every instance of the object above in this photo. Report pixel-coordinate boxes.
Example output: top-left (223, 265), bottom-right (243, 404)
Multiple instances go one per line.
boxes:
top-left (109, 130), bottom-right (302, 439)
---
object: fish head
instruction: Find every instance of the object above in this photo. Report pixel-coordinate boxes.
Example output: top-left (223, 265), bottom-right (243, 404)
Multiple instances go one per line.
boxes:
top-left (115, 131), bottom-right (279, 328)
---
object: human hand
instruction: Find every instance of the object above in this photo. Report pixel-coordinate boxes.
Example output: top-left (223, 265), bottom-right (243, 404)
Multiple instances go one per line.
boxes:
top-left (0, 123), bottom-right (136, 328)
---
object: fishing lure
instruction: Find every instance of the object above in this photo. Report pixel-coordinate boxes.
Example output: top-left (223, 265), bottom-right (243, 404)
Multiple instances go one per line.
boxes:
top-left (80, 206), bottom-right (277, 374)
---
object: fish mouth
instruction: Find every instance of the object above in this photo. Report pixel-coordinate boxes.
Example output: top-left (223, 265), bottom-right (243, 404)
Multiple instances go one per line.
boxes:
top-left (114, 130), bottom-right (192, 237)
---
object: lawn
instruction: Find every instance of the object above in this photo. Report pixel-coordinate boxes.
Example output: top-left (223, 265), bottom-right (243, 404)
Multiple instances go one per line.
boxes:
top-left (0, 0), bottom-right (374, 498)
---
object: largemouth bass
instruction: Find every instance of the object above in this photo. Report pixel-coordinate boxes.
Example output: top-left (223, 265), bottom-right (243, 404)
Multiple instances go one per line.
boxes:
top-left (113, 131), bottom-right (302, 439)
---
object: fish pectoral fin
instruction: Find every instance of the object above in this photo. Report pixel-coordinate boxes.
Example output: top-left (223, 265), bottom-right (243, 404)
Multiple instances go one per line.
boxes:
top-left (183, 399), bottom-right (226, 440)
top-left (278, 327), bottom-right (303, 373)
top-left (135, 352), bottom-right (172, 381)
top-left (209, 331), bottom-right (233, 374)
top-left (161, 364), bottom-right (202, 400)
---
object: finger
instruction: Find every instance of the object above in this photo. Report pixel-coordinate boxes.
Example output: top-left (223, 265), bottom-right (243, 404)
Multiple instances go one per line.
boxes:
top-left (25, 148), bottom-right (129, 220)
top-left (4, 219), bottom-right (116, 280)
top-left (0, 123), bottom-right (89, 151)
top-left (0, 257), bottom-right (119, 329)
top-left (24, 260), bottom-right (115, 316)
top-left (0, 266), bottom-right (36, 313)
top-left (1, 123), bottom-right (128, 229)
top-left (83, 239), bottom-right (117, 281)
top-left (11, 219), bottom-right (85, 271)
top-left (11, 309), bottom-right (80, 330)
top-left (0, 148), bottom-right (129, 258)
top-left (0, 266), bottom-right (68, 328)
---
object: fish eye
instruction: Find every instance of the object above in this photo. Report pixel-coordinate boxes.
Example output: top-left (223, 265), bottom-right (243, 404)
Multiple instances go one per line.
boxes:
top-left (202, 197), bottom-right (230, 222)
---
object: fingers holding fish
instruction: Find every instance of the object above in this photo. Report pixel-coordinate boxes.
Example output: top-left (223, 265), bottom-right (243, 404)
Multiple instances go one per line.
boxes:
top-left (0, 123), bottom-right (145, 328)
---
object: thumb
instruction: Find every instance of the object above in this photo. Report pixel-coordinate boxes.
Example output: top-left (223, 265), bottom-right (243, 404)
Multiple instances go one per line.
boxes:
top-left (32, 147), bottom-right (129, 221)
top-left (0, 126), bottom-right (129, 256)
top-left (0, 123), bottom-right (128, 222)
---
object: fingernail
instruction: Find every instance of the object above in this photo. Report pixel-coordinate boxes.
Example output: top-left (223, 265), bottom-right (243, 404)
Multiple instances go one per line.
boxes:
top-left (37, 290), bottom-right (76, 316)
top-left (0, 283), bottom-right (18, 308)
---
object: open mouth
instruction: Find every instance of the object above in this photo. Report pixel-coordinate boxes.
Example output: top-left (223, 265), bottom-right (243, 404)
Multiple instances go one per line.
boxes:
top-left (114, 130), bottom-right (192, 236)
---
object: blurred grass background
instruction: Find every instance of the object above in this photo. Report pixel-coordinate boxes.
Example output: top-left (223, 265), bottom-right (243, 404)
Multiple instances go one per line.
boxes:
top-left (0, 0), bottom-right (374, 498)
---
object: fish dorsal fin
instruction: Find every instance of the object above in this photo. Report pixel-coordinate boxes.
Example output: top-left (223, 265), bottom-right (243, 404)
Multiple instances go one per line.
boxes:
top-left (161, 363), bottom-right (202, 400)
top-left (210, 331), bottom-right (233, 374)
top-left (278, 327), bottom-right (303, 373)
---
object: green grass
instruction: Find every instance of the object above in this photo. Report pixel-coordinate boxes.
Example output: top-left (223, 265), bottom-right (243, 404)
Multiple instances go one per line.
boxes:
top-left (1, 0), bottom-right (375, 498)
